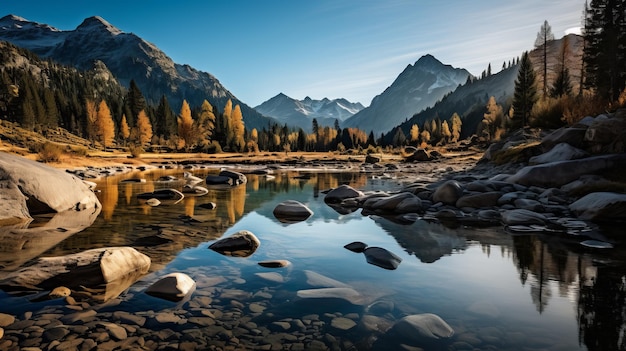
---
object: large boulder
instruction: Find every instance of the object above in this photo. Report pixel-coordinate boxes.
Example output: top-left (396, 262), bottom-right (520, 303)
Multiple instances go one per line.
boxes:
top-left (506, 154), bottom-right (626, 188)
top-left (209, 230), bottom-right (260, 257)
top-left (273, 200), bottom-right (313, 223)
top-left (584, 113), bottom-right (626, 153)
top-left (541, 126), bottom-right (588, 151)
top-left (0, 247), bottom-right (150, 300)
top-left (501, 209), bottom-right (547, 226)
top-left (529, 142), bottom-right (588, 165)
top-left (569, 192), bottom-right (626, 221)
top-left (0, 153), bottom-right (100, 223)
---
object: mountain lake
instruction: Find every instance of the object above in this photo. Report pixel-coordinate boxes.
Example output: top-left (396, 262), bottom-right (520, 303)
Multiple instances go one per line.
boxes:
top-left (0, 165), bottom-right (624, 351)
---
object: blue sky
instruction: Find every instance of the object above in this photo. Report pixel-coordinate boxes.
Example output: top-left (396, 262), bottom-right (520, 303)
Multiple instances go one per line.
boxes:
top-left (3, 0), bottom-right (584, 107)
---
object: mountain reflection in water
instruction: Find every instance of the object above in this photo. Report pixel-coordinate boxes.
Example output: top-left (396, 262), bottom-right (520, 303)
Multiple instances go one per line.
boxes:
top-left (0, 168), bottom-right (624, 350)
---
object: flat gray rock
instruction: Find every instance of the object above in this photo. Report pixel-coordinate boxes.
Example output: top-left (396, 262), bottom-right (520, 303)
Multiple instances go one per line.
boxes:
top-left (570, 192), bottom-right (626, 221)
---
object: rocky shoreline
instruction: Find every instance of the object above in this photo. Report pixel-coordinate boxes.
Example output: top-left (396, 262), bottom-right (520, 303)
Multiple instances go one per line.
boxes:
top-left (0, 110), bottom-right (625, 350)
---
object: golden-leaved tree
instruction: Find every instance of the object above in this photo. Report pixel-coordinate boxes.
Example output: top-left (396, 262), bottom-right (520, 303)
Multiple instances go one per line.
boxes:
top-left (197, 100), bottom-right (216, 147)
top-left (135, 110), bottom-right (153, 145)
top-left (409, 124), bottom-right (420, 145)
top-left (230, 104), bottom-right (245, 152)
top-left (120, 114), bottom-right (130, 146)
top-left (96, 100), bottom-right (115, 150)
top-left (177, 99), bottom-right (195, 151)
top-left (86, 99), bottom-right (98, 143)
top-left (450, 112), bottom-right (462, 142)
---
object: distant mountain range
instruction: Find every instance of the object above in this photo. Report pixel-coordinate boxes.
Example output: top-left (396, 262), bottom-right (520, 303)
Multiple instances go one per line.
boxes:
top-left (254, 93), bottom-right (364, 132)
top-left (0, 14), bottom-right (274, 130)
top-left (343, 55), bottom-right (471, 134)
top-left (0, 14), bottom-right (583, 139)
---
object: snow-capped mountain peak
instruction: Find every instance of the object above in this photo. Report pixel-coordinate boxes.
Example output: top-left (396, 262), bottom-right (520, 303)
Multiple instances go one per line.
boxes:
top-left (255, 93), bottom-right (365, 132)
top-left (76, 16), bottom-right (122, 36)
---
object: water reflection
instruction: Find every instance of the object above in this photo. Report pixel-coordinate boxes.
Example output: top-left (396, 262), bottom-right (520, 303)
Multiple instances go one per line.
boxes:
top-left (1, 168), bottom-right (625, 350)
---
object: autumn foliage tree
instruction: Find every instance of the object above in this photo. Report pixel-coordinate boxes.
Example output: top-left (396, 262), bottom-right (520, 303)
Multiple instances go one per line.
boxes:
top-left (230, 104), bottom-right (246, 152)
top-left (134, 110), bottom-right (153, 146)
top-left (177, 99), bottom-right (196, 151)
top-left (96, 100), bottom-right (115, 150)
top-left (120, 114), bottom-right (130, 146)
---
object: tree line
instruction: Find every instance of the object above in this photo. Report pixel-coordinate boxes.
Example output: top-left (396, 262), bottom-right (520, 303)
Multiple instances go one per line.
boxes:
top-left (2, 0), bottom-right (625, 154)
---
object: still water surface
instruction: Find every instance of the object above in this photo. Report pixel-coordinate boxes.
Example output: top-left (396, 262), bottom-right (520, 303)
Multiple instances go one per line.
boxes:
top-left (2, 167), bottom-right (625, 350)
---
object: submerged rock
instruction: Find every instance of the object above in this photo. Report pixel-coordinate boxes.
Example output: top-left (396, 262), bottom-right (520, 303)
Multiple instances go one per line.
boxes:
top-left (387, 313), bottom-right (454, 342)
top-left (296, 287), bottom-right (366, 305)
top-left (209, 230), bottom-right (260, 257)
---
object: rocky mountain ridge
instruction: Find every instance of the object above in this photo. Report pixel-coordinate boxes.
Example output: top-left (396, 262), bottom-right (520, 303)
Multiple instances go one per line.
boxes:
top-left (0, 14), bottom-right (275, 130)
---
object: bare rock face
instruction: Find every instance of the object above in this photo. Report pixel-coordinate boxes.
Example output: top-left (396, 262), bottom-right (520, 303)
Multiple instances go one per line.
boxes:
top-left (0, 153), bottom-right (100, 223)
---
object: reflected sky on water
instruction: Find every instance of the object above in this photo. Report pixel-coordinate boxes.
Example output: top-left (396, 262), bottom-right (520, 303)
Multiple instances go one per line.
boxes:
top-left (1, 167), bottom-right (625, 350)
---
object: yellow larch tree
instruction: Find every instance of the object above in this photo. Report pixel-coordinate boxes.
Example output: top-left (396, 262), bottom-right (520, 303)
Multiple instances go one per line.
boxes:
top-left (135, 110), bottom-right (153, 145)
top-left (96, 100), bottom-right (115, 150)
top-left (177, 99), bottom-right (195, 151)
top-left (120, 114), bottom-right (130, 146)
top-left (409, 124), bottom-right (420, 145)
top-left (230, 104), bottom-right (245, 152)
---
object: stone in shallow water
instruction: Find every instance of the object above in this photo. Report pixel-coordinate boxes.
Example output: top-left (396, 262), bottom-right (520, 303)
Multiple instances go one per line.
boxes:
top-left (363, 247), bottom-right (402, 270)
top-left (296, 287), bottom-right (366, 305)
top-left (273, 200), bottom-right (313, 223)
top-left (344, 241), bottom-right (368, 253)
top-left (501, 209), bottom-right (547, 226)
top-left (324, 184), bottom-right (364, 204)
top-left (0, 313), bottom-right (15, 327)
top-left (389, 313), bottom-right (454, 341)
top-left (145, 272), bottom-right (196, 302)
top-left (331, 317), bottom-right (357, 330)
top-left (254, 272), bottom-right (285, 283)
top-left (209, 230), bottom-right (260, 257)
top-left (258, 260), bottom-right (291, 268)
top-left (49, 286), bottom-right (71, 299)
top-left (433, 180), bottom-right (464, 205)
top-left (580, 240), bottom-right (613, 249)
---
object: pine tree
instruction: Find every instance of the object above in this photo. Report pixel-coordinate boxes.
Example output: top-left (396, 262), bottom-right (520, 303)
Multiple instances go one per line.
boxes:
top-left (551, 35), bottom-right (573, 98)
top-left (583, 0), bottom-right (626, 100)
top-left (85, 99), bottom-right (98, 143)
top-left (512, 52), bottom-right (538, 129)
top-left (535, 20), bottom-right (555, 98)
top-left (123, 80), bottom-right (146, 127)
top-left (155, 95), bottom-right (175, 138)
top-left (392, 127), bottom-right (406, 147)
top-left (43, 89), bottom-right (59, 128)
